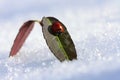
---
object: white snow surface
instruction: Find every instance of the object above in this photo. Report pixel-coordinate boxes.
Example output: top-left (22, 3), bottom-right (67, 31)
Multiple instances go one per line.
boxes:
top-left (0, 0), bottom-right (120, 80)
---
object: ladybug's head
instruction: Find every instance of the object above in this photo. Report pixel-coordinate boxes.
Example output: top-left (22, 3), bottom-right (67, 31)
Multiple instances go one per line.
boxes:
top-left (51, 22), bottom-right (64, 35)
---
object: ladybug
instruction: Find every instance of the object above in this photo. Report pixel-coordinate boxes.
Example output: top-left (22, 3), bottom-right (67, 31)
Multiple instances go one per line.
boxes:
top-left (51, 21), bottom-right (65, 35)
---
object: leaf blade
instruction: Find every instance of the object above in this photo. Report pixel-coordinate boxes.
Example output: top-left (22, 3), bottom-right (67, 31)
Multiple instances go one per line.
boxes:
top-left (9, 20), bottom-right (35, 57)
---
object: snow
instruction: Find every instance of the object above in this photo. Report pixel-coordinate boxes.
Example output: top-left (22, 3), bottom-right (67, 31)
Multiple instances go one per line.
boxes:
top-left (0, 0), bottom-right (120, 80)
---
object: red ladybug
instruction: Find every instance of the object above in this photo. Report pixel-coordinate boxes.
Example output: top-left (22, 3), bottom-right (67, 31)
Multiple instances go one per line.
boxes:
top-left (51, 22), bottom-right (64, 35)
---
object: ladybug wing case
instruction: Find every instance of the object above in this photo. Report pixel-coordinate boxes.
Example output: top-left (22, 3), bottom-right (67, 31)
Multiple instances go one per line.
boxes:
top-left (41, 17), bottom-right (77, 62)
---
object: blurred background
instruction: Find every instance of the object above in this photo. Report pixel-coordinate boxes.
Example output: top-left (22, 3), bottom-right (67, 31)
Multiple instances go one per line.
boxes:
top-left (0, 0), bottom-right (120, 80)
